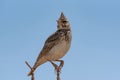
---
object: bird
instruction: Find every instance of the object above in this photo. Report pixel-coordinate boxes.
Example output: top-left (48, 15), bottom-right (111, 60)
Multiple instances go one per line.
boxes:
top-left (27, 12), bottom-right (72, 76)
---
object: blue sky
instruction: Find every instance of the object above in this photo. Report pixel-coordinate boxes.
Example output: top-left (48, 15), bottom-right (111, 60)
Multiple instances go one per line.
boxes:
top-left (0, 0), bottom-right (120, 80)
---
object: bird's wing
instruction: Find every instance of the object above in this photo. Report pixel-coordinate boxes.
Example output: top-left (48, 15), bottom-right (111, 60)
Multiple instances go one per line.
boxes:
top-left (37, 30), bottom-right (61, 59)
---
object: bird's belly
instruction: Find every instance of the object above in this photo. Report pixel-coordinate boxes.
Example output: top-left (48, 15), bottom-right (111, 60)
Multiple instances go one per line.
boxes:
top-left (46, 41), bottom-right (70, 60)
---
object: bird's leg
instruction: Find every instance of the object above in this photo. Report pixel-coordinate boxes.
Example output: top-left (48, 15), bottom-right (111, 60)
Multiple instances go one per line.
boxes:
top-left (49, 60), bottom-right (64, 80)
top-left (49, 61), bottom-right (59, 73)
top-left (55, 60), bottom-right (64, 73)
top-left (55, 60), bottom-right (64, 80)
top-left (49, 60), bottom-right (61, 80)
top-left (49, 60), bottom-right (64, 73)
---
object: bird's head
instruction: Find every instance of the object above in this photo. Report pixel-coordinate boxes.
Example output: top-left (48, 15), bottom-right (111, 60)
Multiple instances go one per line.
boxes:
top-left (57, 12), bottom-right (70, 30)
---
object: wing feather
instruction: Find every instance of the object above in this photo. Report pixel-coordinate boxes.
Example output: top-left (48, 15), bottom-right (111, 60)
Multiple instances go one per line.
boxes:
top-left (36, 30), bottom-right (61, 60)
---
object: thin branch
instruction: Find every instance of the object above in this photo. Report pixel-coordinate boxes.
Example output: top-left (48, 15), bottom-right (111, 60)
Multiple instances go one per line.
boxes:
top-left (57, 71), bottom-right (60, 80)
top-left (25, 61), bottom-right (32, 69)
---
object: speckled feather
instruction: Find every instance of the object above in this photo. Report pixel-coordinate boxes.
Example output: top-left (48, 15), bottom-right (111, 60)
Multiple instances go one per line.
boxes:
top-left (34, 29), bottom-right (71, 67)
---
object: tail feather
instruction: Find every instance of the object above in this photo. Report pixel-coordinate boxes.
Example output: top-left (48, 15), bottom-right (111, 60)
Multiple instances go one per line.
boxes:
top-left (28, 69), bottom-right (35, 76)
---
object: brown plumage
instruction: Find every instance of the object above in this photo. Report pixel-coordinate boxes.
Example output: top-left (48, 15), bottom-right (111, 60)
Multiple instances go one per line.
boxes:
top-left (28, 12), bottom-right (72, 76)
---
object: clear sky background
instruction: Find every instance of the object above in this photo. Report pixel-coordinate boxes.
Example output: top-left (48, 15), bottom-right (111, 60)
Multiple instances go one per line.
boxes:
top-left (0, 0), bottom-right (120, 80)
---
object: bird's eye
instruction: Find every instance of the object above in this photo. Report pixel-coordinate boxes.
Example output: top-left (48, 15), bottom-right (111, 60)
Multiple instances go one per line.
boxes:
top-left (62, 21), bottom-right (67, 23)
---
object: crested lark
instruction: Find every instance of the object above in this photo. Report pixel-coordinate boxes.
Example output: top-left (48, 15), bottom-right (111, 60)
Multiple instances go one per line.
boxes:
top-left (28, 12), bottom-right (72, 76)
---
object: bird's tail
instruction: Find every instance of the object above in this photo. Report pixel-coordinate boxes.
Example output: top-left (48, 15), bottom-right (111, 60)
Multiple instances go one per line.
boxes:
top-left (28, 69), bottom-right (35, 76)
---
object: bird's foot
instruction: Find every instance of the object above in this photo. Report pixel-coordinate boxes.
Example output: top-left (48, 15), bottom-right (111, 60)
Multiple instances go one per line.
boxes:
top-left (49, 60), bottom-right (64, 74)
top-left (54, 63), bottom-right (63, 74)
top-left (56, 60), bottom-right (64, 73)
top-left (56, 66), bottom-right (62, 73)
top-left (49, 61), bottom-right (60, 73)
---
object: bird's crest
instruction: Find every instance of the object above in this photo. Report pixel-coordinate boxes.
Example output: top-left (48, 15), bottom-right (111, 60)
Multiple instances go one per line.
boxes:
top-left (57, 12), bottom-right (70, 29)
